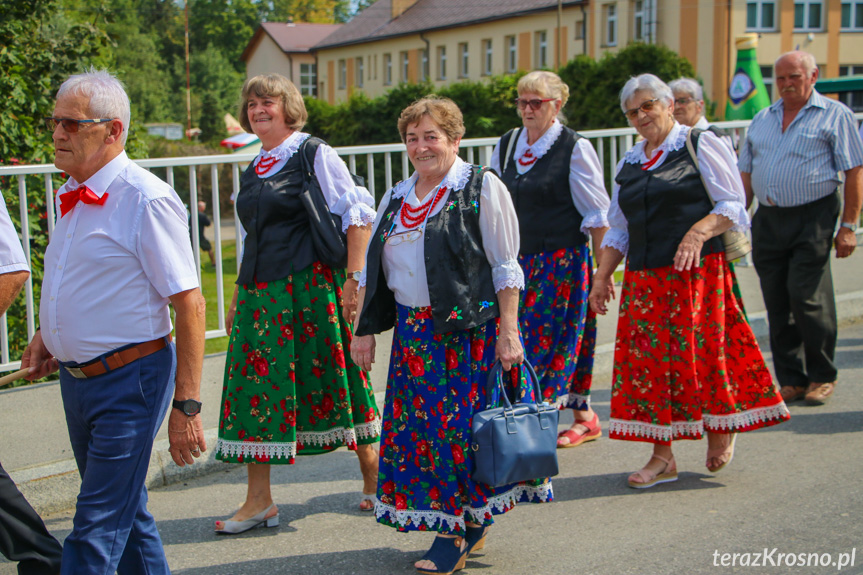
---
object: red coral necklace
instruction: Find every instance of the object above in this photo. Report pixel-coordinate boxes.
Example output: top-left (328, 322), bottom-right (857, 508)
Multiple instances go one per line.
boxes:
top-left (518, 149), bottom-right (538, 166)
top-left (255, 154), bottom-right (279, 175)
top-left (399, 185), bottom-right (448, 229)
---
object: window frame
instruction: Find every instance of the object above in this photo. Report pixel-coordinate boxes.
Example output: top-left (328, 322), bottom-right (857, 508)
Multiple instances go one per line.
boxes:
top-left (338, 59), bottom-right (346, 90)
top-left (299, 63), bottom-right (316, 97)
top-left (838, 65), bottom-right (863, 111)
top-left (506, 36), bottom-right (517, 73)
top-left (746, 0), bottom-right (777, 31)
top-left (605, 3), bottom-right (618, 46)
top-left (535, 31), bottom-right (548, 68)
top-left (384, 53), bottom-right (393, 85)
top-left (841, 1), bottom-right (863, 29)
top-left (482, 39), bottom-right (493, 76)
top-left (458, 43), bottom-right (469, 78)
top-left (794, 0), bottom-right (823, 30)
top-left (401, 51), bottom-right (409, 83)
top-left (633, 0), bottom-right (645, 41)
top-left (437, 46), bottom-right (447, 80)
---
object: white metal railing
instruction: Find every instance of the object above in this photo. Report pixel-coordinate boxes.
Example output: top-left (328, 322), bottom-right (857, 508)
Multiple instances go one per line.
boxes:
top-left (1, 114), bottom-right (861, 371)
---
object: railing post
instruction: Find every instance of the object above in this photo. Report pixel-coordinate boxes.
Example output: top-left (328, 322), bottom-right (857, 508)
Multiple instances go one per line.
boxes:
top-left (17, 176), bottom-right (35, 339)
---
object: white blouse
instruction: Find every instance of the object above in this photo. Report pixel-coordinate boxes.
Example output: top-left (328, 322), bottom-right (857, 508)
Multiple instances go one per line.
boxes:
top-left (490, 119), bottom-right (610, 232)
top-left (602, 122), bottom-right (749, 256)
top-left (240, 131), bottom-right (377, 238)
top-left (360, 157), bottom-right (524, 309)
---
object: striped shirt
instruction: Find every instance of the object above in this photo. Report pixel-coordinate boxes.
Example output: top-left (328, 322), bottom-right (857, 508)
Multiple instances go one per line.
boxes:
top-left (738, 89), bottom-right (863, 207)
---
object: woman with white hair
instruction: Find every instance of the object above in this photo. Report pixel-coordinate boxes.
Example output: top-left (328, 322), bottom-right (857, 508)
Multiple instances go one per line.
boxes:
top-left (491, 71), bottom-right (609, 449)
top-left (669, 77), bottom-right (736, 155)
top-left (589, 74), bottom-right (789, 488)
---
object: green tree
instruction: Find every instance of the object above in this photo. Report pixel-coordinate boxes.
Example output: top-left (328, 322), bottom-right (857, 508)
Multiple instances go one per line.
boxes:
top-left (188, 0), bottom-right (263, 73)
top-left (269, 0), bottom-right (350, 23)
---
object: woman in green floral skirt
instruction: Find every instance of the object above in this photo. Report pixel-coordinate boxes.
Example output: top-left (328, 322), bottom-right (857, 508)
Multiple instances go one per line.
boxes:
top-left (213, 74), bottom-right (380, 534)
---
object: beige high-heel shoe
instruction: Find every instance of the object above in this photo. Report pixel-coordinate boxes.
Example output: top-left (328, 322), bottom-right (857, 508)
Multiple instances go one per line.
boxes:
top-left (627, 454), bottom-right (678, 489)
top-left (214, 503), bottom-right (279, 535)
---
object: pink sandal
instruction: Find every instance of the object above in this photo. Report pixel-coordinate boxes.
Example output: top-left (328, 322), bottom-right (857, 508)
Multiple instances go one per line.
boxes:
top-left (557, 412), bottom-right (602, 448)
top-left (627, 454), bottom-right (678, 489)
top-left (706, 433), bottom-right (737, 473)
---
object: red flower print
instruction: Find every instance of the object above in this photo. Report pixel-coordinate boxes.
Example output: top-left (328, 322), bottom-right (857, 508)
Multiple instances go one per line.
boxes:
top-left (279, 423), bottom-right (287, 433)
top-left (253, 309), bottom-right (261, 321)
top-left (323, 268), bottom-right (333, 283)
top-left (416, 440), bottom-right (429, 456)
top-left (538, 335), bottom-right (552, 350)
top-left (393, 398), bottom-right (403, 419)
top-left (635, 333), bottom-right (651, 351)
top-left (429, 486), bottom-right (441, 500)
top-left (250, 395), bottom-right (260, 408)
top-left (524, 290), bottom-right (537, 307)
top-left (284, 411), bottom-right (296, 426)
top-left (551, 354), bottom-right (566, 371)
top-left (255, 281), bottom-right (268, 290)
top-left (281, 325), bottom-right (293, 340)
top-left (446, 348), bottom-right (458, 370)
top-left (333, 346), bottom-right (346, 368)
top-left (254, 453), bottom-right (270, 463)
top-left (558, 283), bottom-right (571, 301)
top-left (286, 283), bottom-right (293, 295)
top-left (321, 394), bottom-right (334, 413)
top-left (327, 302), bottom-right (336, 316)
top-left (471, 339), bottom-right (485, 362)
top-left (413, 395), bottom-right (423, 410)
top-left (238, 429), bottom-right (246, 439)
top-left (254, 358), bottom-right (269, 376)
top-left (395, 493), bottom-right (407, 509)
top-left (241, 343), bottom-right (249, 353)
top-left (407, 355), bottom-right (425, 377)
top-left (338, 388), bottom-right (347, 400)
top-left (451, 443), bottom-right (464, 464)
top-left (553, 248), bottom-right (566, 260)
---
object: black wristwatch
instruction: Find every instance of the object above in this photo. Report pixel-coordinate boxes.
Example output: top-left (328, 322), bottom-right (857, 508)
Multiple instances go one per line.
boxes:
top-left (172, 398), bottom-right (202, 416)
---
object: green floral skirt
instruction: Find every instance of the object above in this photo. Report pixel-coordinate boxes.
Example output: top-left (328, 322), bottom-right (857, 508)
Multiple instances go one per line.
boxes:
top-left (215, 262), bottom-right (380, 464)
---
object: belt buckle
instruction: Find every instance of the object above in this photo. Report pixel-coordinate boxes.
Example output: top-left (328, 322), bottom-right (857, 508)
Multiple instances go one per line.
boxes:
top-left (65, 366), bottom-right (88, 379)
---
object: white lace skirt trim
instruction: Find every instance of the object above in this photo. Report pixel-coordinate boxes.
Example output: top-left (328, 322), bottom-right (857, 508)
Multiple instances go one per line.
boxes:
top-left (555, 392), bottom-right (590, 409)
top-left (216, 419), bottom-right (381, 460)
top-left (373, 481), bottom-right (553, 532)
top-left (703, 404), bottom-right (790, 430)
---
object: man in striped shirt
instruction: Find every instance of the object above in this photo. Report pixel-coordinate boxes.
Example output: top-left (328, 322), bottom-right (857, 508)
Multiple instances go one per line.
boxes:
top-left (739, 50), bottom-right (863, 406)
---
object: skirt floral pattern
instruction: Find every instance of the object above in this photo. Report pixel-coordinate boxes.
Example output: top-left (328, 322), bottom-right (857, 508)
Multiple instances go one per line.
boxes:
top-left (608, 253), bottom-right (789, 445)
top-left (519, 244), bottom-right (596, 410)
top-left (375, 304), bottom-right (552, 535)
top-left (216, 262), bottom-right (380, 463)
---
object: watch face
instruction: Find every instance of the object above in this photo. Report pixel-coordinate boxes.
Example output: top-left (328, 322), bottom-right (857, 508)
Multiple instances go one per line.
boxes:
top-left (183, 400), bottom-right (202, 415)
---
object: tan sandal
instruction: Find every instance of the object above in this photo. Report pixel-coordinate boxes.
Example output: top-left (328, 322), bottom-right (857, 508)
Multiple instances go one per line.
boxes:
top-left (627, 454), bottom-right (678, 489)
top-left (706, 433), bottom-right (737, 473)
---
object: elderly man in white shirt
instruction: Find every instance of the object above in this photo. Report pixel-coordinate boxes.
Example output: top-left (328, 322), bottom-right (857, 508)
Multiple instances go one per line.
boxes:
top-left (22, 69), bottom-right (206, 575)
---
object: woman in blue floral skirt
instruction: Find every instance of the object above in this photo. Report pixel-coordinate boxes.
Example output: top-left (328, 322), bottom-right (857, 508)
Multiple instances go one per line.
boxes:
top-left (351, 97), bottom-right (552, 575)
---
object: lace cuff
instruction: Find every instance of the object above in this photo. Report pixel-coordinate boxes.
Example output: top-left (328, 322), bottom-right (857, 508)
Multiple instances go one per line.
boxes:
top-left (341, 202), bottom-right (377, 233)
top-left (492, 260), bottom-right (525, 292)
top-left (357, 268), bottom-right (367, 289)
top-left (601, 228), bottom-right (629, 255)
top-left (580, 210), bottom-right (610, 233)
top-left (711, 200), bottom-right (750, 233)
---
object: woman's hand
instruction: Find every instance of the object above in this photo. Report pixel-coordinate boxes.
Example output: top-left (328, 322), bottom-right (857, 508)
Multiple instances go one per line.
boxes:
top-left (589, 273), bottom-right (616, 315)
top-left (673, 227), bottom-right (708, 271)
top-left (341, 278), bottom-right (359, 323)
top-left (495, 325), bottom-right (524, 371)
top-left (225, 307), bottom-right (235, 337)
top-left (351, 334), bottom-right (376, 372)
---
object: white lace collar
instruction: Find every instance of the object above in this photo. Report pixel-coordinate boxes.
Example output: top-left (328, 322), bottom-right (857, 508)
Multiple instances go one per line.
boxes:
top-left (516, 119), bottom-right (563, 161)
top-left (623, 122), bottom-right (688, 165)
top-left (254, 131), bottom-right (310, 165)
top-left (390, 157), bottom-right (472, 200)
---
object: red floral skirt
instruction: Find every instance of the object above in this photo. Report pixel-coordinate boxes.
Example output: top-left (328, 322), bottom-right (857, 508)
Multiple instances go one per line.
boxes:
top-left (608, 253), bottom-right (789, 445)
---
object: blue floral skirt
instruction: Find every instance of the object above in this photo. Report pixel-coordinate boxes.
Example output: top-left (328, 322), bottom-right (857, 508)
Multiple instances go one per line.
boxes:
top-left (374, 304), bottom-right (553, 535)
top-left (519, 243), bottom-right (596, 410)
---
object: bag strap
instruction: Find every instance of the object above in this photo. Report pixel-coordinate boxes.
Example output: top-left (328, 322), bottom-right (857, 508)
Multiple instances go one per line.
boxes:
top-left (684, 128), bottom-right (716, 208)
top-left (501, 127), bottom-right (521, 173)
top-left (484, 358), bottom-right (544, 410)
top-left (299, 136), bottom-right (323, 181)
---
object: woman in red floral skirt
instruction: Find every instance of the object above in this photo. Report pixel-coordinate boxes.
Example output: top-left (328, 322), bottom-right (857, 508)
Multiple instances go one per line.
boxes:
top-left (589, 74), bottom-right (789, 488)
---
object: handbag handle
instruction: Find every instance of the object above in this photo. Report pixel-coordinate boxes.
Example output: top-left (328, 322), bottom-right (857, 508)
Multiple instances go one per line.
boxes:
top-left (484, 359), bottom-right (544, 410)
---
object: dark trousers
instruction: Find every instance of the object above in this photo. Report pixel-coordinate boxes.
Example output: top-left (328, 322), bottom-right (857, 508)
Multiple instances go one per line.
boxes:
top-left (751, 192), bottom-right (840, 389)
top-left (59, 344), bottom-right (175, 575)
top-left (0, 461), bottom-right (63, 575)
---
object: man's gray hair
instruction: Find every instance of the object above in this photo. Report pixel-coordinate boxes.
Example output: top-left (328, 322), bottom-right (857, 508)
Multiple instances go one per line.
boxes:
top-left (668, 78), bottom-right (704, 102)
top-left (776, 50), bottom-right (818, 75)
top-left (619, 74), bottom-right (674, 113)
top-left (57, 68), bottom-right (131, 146)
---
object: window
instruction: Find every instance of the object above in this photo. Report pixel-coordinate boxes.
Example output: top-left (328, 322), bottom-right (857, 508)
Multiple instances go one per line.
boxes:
top-left (355, 57), bottom-right (364, 88)
top-left (841, 1), bottom-right (863, 29)
top-left (839, 65), bottom-right (863, 111)
top-left (506, 36), bottom-right (517, 73)
top-left (299, 63), bottom-right (316, 96)
top-left (459, 43), bottom-right (469, 78)
top-left (338, 59), bottom-right (346, 90)
top-left (575, 18), bottom-right (585, 40)
top-left (747, 0), bottom-right (776, 30)
top-left (633, 0), bottom-right (646, 41)
top-left (384, 53), bottom-right (393, 85)
top-left (421, 49), bottom-right (429, 80)
top-left (794, 1), bottom-right (823, 30)
top-left (535, 31), bottom-right (547, 68)
top-left (482, 39), bottom-right (493, 75)
top-left (760, 65), bottom-right (774, 102)
top-left (605, 4), bottom-right (618, 46)
top-left (437, 46), bottom-right (447, 80)
top-left (401, 51), bottom-right (409, 82)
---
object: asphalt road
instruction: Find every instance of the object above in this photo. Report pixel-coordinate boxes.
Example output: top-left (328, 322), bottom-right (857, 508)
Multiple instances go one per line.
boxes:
top-left (4, 318), bottom-right (862, 575)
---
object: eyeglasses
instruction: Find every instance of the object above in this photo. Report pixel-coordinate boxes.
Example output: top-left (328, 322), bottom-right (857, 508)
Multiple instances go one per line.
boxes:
top-left (623, 99), bottom-right (660, 121)
top-left (514, 98), bottom-right (555, 111)
top-left (386, 229), bottom-right (423, 246)
top-left (674, 97), bottom-right (696, 106)
top-left (44, 117), bottom-right (114, 133)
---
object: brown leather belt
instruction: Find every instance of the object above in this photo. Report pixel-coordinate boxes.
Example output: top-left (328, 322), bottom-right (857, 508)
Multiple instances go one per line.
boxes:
top-left (64, 335), bottom-right (172, 379)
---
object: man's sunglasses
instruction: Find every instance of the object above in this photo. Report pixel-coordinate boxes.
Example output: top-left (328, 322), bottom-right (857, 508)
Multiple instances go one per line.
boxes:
top-left (45, 117), bottom-right (114, 133)
top-left (514, 98), bottom-right (555, 111)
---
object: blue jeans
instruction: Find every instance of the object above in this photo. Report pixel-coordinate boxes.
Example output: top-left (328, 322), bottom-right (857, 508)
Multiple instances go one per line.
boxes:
top-left (59, 343), bottom-right (175, 575)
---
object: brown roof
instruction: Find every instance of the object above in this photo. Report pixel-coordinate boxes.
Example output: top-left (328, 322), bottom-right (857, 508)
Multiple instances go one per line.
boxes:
top-left (314, 0), bottom-right (585, 49)
top-left (241, 22), bottom-right (343, 61)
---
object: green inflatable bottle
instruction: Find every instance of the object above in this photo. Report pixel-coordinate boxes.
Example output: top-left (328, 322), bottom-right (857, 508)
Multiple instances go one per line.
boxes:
top-left (725, 34), bottom-right (771, 120)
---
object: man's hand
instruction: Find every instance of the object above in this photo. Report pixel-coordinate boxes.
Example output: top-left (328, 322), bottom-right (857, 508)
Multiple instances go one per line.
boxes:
top-left (21, 330), bottom-right (59, 381)
top-left (167, 410), bottom-right (206, 466)
top-left (834, 226), bottom-right (858, 258)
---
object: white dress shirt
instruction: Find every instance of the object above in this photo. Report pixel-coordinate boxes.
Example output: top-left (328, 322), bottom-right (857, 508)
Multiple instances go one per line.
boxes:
top-left (0, 195), bottom-right (29, 275)
top-left (360, 157), bottom-right (523, 308)
top-left (602, 123), bottom-right (749, 256)
top-left (490, 119), bottom-right (610, 232)
top-left (40, 151), bottom-right (199, 363)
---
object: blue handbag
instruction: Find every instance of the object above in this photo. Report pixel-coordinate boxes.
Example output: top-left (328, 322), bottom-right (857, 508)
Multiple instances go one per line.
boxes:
top-left (470, 359), bottom-right (559, 487)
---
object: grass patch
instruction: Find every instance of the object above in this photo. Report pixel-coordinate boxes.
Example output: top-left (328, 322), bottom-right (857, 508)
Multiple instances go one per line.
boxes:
top-left (199, 240), bottom-right (238, 355)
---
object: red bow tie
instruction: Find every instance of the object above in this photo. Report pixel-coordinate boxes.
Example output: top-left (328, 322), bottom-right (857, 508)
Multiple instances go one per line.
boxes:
top-left (59, 185), bottom-right (108, 217)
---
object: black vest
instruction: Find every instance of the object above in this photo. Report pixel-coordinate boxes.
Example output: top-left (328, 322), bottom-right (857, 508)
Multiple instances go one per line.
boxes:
top-left (498, 126), bottom-right (587, 255)
top-left (235, 142), bottom-right (318, 285)
top-left (356, 166), bottom-right (500, 336)
top-left (614, 129), bottom-right (723, 271)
